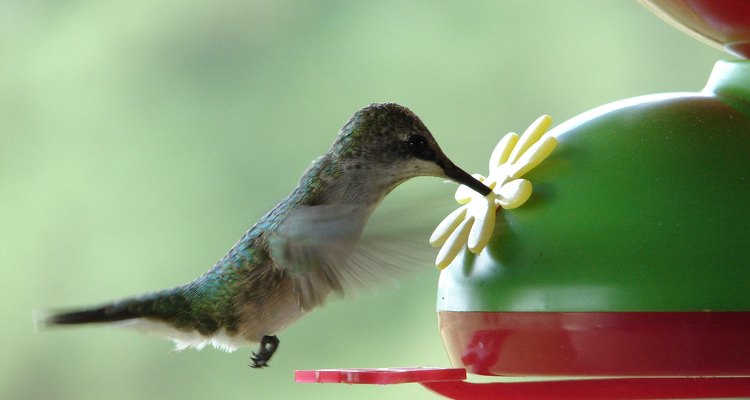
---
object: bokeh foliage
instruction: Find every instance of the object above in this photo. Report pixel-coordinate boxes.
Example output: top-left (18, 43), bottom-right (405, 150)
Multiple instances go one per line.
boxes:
top-left (1, 1), bottom-right (725, 399)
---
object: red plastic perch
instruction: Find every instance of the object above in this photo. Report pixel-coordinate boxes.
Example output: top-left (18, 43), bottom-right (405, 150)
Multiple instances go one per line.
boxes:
top-left (295, 368), bottom-right (750, 399)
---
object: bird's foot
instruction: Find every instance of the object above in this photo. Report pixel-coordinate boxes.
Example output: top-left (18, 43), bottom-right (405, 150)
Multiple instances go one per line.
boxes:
top-left (250, 335), bottom-right (280, 368)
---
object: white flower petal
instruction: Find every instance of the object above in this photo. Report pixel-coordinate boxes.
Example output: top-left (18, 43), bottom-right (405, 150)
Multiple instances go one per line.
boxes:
top-left (496, 179), bottom-right (532, 209)
top-left (429, 206), bottom-right (468, 247)
top-left (435, 217), bottom-right (474, 270)
top-left (489, 132), bottom-right (519, 169)
top-left (508, 115), bottom-right (552, 164)
top-left (508, 136), bottom-right (558, 179)
top-left (467, 195), bottom-right (497, 253)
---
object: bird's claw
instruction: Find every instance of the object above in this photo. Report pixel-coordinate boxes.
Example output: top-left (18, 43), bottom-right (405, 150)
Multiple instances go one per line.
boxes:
top-left (249, 335), bottom-right (279, 368)
top-left (250, 353), bottom-right (268, 368)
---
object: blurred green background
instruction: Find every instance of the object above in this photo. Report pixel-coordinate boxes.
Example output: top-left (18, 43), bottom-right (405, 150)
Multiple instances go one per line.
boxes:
top-left (1, 1), bottom-right (729, 399)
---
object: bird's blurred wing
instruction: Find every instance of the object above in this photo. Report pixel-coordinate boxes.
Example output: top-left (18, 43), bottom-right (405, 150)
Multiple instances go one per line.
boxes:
top-left (268, 203), bottom-right (436, 311)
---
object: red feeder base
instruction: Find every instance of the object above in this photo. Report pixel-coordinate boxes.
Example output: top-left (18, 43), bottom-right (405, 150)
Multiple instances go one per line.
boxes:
top-left (421, 377), bottom-right (750, 400)
top-left (296, 312), bottom-right (750, 398)
top-left (440, 312), bottom-right (750, 376)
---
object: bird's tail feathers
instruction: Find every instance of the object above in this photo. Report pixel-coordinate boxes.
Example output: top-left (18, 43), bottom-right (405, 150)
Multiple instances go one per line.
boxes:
top-left (37, 302), bottom-right (140, 328)
top-left (34, 287), bottom-right (246, 352)
top-left (35, 287), bottom-right (182, 330)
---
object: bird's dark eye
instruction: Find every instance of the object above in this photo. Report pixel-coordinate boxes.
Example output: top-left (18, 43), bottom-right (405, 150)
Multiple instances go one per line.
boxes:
top-left (406, 134), bottom-right (427, 155)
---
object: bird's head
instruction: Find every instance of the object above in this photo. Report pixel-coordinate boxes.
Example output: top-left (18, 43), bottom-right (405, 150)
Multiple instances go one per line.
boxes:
top-left (330, 103), bottom-right (491, 197)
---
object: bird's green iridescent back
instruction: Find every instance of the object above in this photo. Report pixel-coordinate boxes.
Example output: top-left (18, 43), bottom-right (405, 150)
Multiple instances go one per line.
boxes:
top-left (161, 159), bottom-right (336, 335)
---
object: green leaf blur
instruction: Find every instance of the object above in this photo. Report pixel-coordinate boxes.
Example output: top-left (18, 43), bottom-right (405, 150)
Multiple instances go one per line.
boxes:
top-left (1, 1), bottom-right (726, 399)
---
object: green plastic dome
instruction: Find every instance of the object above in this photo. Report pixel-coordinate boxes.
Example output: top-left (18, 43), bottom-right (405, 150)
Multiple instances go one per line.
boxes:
top-left (438, 60), bottom-right (750, 313)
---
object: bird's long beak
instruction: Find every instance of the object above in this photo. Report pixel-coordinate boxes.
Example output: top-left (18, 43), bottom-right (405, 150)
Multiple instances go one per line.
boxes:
top-left (440, 159), bottom-right (492, 196)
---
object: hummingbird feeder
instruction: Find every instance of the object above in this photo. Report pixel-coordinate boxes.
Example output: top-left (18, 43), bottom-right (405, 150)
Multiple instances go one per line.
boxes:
top-left (296, 1), bottom-right (750, 398)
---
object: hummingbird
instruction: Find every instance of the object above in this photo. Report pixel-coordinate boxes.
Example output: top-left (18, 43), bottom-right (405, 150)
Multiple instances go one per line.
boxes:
top-left (39, 102), bottom-right (491, 368)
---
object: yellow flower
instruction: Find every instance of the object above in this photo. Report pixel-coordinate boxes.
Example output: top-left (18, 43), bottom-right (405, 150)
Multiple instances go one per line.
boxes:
top-left (430, 115), bottom-right (557, 270)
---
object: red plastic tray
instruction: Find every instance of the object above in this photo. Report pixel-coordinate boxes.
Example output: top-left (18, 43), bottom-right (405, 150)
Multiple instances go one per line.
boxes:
top-left (295, 367), bottom-right (466, 385)
top-left (296, 368), bottom-right (750, 399)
